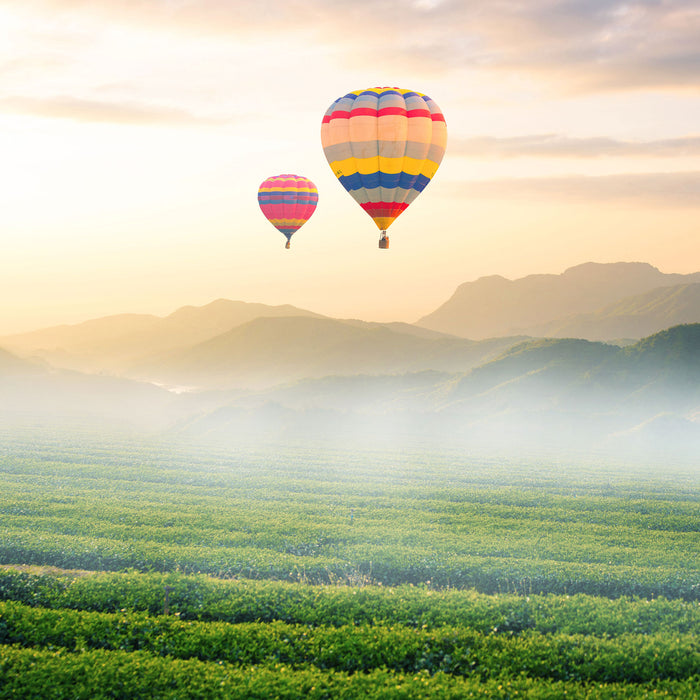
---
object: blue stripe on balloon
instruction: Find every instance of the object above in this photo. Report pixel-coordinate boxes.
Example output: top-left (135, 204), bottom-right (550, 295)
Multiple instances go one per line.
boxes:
top-left (338, 172), bottom-right (364, 192)
top-left (414, 173), bottom-right (431, 192)
top-left (339, 171), bottom-right (428, 193)
top-left (398, 172), bottom-right (419, 190)
top-left (378, 172), bottom-right (400, 188)
top-left (363, 88), bottom-right (402, 98)
top-left (361, 172), bottom-right (381, 189)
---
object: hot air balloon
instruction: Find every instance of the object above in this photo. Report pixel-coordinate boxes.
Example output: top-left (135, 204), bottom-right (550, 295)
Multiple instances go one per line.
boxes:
top-left (321, 87), bottom-right (446, 249)
top-left (257, 174), bottom-right (318, 249)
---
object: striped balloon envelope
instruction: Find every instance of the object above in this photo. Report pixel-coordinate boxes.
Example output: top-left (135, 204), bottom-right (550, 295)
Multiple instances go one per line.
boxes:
top-left (257, 174), bottom-right (319, 249)
top-left (321, 87), bottom-right (446, 248)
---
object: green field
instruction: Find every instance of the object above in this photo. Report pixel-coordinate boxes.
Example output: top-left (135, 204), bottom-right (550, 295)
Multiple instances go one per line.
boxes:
top-left (1, 428), bottom-right (699, 698)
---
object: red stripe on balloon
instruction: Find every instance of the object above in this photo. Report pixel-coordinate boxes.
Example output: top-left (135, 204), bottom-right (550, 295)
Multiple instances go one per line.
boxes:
top-left (406, 108), bottom-right (431, 118)
top-left (360, 202), bottom-right (409, 215)
top-left (349, 107), bottom-right (378, 117)
top-left (325, 108), bottom-right (433, 122)
top-left (349, 107), bottom-right (410, 118)
top-left (323, 110), bottom-right (351, 122)
top-left (377, 107), bottom-right (407, 117)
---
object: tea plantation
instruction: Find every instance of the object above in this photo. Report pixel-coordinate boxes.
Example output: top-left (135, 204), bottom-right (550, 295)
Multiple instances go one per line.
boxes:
top-left (1, 428), bottom-right (698, 697)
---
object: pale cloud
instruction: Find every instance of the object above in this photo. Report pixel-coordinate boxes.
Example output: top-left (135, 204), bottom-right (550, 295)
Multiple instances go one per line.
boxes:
top-left (0, 95), bottom-right (229, 125)
top-left (460, 170), bottom-right (700, 206)
top-left (4, 0), bottom-right (334, 34)
top-left (9, 0), bottom-right (700, 93)
top-left (434, 0), bottom-right (700, 93)
top-left (453, 134), bottom-right (700, 158)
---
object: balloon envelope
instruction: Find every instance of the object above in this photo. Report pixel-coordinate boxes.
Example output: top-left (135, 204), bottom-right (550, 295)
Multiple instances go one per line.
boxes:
top-left (321, 87), bottom-right (446, 237)
top-left (257, 174), bottom-right (318, 247)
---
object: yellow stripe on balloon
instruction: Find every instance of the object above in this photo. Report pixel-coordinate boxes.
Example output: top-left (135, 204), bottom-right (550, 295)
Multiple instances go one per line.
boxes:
top-left (329, 155), bottom-right (429, 177)
top-left (258, 186), bottom-right (318, 193)
top-left (420, 159), bottom-right (441, 179)
top-left (268, 218), bottom-right (311, 225)
top-left (328, 156), bottom-right (367, 177)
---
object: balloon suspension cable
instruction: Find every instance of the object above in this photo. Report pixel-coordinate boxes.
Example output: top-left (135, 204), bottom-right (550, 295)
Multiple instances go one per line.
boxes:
top-left (378, 231), bottom-right (389, 249)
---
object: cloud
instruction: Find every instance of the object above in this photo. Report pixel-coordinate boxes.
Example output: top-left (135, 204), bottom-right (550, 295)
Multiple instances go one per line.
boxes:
top-left (0, 95), bottom-right (229, 125)
top-left (11, 0), bottom-right (700, 93)
top-left (10, 0), bottom-right (336, 34)
top-left (458, 170), bottom-right (700, 207)
top-left (440, 0), bottom-right (700, 93)
top-left (453, 134), bottom-right (700, 159)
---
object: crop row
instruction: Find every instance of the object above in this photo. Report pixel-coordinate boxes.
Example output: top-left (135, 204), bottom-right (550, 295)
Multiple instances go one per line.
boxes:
top-left (2, 532), bottom-right (698, 600)
top-left (1, 600), bottom-right (699, 683)
top-left (3, 645), bottom-right (698, 700)
top-left (2, 569), bottom-right (699, 637)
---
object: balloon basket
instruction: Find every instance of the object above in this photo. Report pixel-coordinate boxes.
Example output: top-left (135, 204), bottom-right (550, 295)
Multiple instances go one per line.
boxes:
top-left (378, 236), bottom-right (389, 249)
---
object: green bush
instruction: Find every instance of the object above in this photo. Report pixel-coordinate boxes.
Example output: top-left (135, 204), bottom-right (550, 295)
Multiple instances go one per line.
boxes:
top-left (2, 645), bottom-right (700, 699)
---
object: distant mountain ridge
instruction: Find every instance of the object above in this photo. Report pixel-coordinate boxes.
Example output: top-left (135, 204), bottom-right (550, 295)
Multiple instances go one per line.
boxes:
top-left (0, 299), bottom-right (325, 373)
top-left (0, 299), bottom-right (521, 390)
top-left (528, 283), bottom-right (700, 341)
top-left (416, 262), bottom-right (700, 340)
top-left (4, 262), bottom-right (698, 378)
top-left (129, 315), bottom-right (522, 390)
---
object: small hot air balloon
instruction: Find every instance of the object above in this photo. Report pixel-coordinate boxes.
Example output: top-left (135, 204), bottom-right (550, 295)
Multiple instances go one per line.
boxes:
top-left (257, 174), bottom-right (318, 249)
top-left (321, 87), bottom-right (446, 248)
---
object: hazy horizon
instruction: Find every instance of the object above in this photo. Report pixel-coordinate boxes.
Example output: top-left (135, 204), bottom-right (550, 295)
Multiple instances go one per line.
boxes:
top-left (1, 259), bottom-right (698, 336)
top-left (1, 273), bottom-right (698, 464)
top-left (2, 1), bottom-right (699, 335)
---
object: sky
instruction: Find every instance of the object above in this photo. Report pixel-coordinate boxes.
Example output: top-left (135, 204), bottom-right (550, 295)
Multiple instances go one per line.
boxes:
top-left (1, 0), bottom-right (699, 334)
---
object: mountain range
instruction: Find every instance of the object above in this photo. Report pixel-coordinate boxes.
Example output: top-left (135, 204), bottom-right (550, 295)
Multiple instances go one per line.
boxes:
top-left (1, 261), bottom-right (698, 459)
top-left (0, 300), bottom-right (324, 375)
top-left (417, 262), bottom-right (700, 340)
top-left (4, 264), bottom-right (699, 378)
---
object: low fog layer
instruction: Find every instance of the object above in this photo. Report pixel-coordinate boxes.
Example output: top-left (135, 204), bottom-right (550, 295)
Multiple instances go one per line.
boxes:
top-left (1, 323), bottom-right (698, 464)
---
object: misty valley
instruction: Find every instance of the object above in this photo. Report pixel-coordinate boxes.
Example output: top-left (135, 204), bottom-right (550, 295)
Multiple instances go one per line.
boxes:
top-left (1, 262), bottom-right (700, 461)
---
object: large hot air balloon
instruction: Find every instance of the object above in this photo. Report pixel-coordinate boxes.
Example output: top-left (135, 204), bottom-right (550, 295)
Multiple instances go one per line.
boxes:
top-left (257, 174), bottom-right (318, 249)
top-left (321, 87), bottom-right (446, 249)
